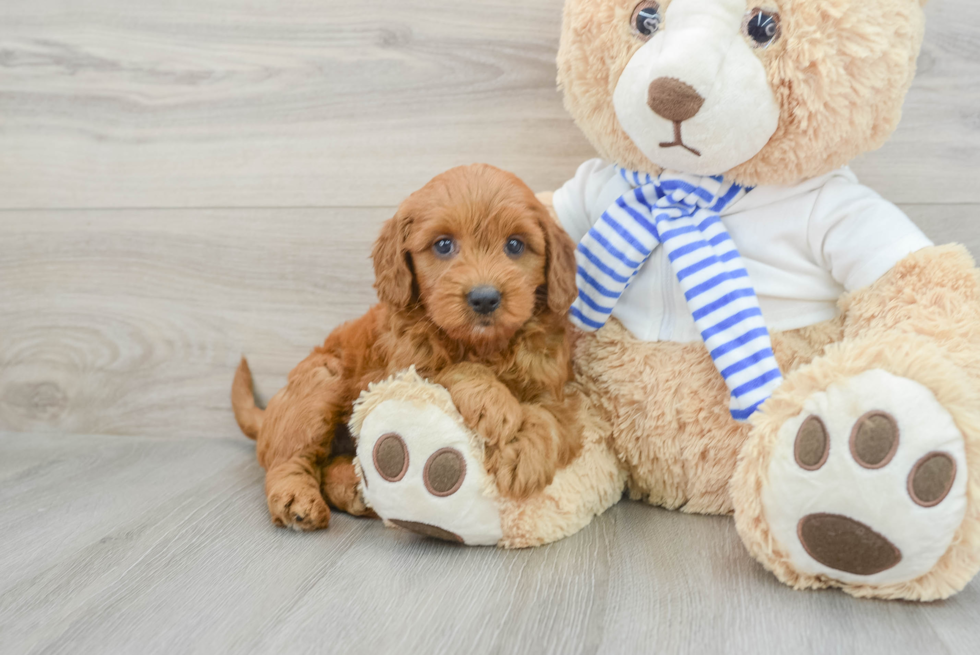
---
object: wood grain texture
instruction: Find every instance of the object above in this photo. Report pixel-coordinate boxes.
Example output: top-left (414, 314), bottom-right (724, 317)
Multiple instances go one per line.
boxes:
top-left (0, 432), bottom-right (977, 655)
top-left (3, 205), bottom-right (978, 440)
top-left (1, 1), bottom-right (979, 208)
top-left (0, 0), bottom-right (588, 209)
top-left (2, 0), bottom-right (980, 650)
top-left (0, 208), bottom-right (386, 438)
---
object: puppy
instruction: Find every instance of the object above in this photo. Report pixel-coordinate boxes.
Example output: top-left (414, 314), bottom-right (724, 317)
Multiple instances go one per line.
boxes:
top-left (232, 164), bottom-right (582, 531)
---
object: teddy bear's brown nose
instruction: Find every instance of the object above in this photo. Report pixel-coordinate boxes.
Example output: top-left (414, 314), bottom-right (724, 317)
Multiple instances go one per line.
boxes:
top-left (647, 77), bottom-right (705, 123)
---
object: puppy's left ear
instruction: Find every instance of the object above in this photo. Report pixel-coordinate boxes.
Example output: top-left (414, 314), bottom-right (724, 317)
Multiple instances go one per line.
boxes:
top-left (372, 206), bottom-right (416, 308)
top-left (537, 204), bottom-right (578, 313)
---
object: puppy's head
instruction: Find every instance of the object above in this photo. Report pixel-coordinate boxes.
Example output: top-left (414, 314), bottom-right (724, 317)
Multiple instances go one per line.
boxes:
top-left (373, 164), bottom-right (576, 347)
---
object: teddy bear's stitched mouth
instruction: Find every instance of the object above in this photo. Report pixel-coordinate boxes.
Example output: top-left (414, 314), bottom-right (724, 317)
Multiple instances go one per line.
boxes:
top-left (658, 121), bottom-right (701, 157)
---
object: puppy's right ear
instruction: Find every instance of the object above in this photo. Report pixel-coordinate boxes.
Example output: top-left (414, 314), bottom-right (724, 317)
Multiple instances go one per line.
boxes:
top-left (538, 206), bottom-right (578, 314)
top-left (372, 208), bottom-right (415, 308)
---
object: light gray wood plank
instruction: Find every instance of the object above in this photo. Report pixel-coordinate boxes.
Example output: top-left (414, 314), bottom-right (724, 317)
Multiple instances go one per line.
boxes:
top-left (849, 0), bottom-right (980, 202)
top-left (0, 1), bottom-right (977, 209)
top-left (905, 204), bottom-right (980, 255)
top-left (3, 205), bottom-right (978, 441)
top-left (0, 208), bottom-right (389, 438)
top-left (0, 432), bottom-right (977, 655)
top-left (0, 0), bottom-right (591, 209)
top-left (1, 1), bottom-right (978, 652)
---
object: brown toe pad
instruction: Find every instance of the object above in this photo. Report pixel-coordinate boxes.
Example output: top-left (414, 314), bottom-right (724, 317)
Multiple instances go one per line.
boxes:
top-left (797, 513), bottom-right (902, 575)
top-left (850, 411), bottom-right (899, 469)
top-left (390, 519), bottom-right (464, 543)
top-left (794, 415), bottom-right (829, 471)
top-left (908, 452), bottom-right (956, 508)
top-left (423, 448), bottom-right (466, 497)
top-left (373, 433), bottom-right (409, 482)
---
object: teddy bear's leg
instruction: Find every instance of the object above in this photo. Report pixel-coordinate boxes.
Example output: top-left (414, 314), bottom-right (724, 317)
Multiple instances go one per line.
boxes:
top-left (495, 385), bottom-right (627, 548)
top-left (350, 368), bottom-right (505, 545)
top-left (732, 246), bottom-right (980, 600)
top-left (348, 368), bottom-right (627, 548)
top-left (573, 318), bottom-right (841, 515)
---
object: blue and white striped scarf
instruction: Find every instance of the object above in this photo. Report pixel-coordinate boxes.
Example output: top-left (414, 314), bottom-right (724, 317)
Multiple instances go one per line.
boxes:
top-left (570, 169), bottom-right (782, 422)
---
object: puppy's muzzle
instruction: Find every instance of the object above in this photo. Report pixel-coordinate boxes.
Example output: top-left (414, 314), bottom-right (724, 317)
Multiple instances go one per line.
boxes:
top-left (467, 286), bottom-right (501, 315)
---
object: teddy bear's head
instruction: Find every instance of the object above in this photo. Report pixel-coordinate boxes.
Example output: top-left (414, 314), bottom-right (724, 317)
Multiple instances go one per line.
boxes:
top-left (557, 0), bottom-right (927, 186)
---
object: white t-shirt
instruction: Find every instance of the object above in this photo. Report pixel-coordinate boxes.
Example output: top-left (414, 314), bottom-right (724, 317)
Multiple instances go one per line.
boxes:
top-left (554, 159), bottom-right (933, 343)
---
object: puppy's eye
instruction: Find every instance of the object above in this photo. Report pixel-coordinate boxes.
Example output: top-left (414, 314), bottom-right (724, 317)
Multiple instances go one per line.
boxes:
top-left (433, 237), bottom-right (456, 258)
top-left (505, 237), bottom-right (525, 257)
top-left (743, 9), bottom-right (781, 48)
top-left (631, 1), bottom-right (662, 40)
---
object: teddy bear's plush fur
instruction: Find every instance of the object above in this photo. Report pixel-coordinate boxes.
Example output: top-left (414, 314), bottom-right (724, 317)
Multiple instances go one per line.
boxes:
top-left (559, 0), bottom-right (928, 186)
top-left (348, 0), bottom-right (980, 601)
top-left (548, 0), bottom-right (980, 601)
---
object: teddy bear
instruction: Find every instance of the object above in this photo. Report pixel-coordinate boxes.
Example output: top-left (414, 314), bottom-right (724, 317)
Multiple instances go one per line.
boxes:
top-left (349, 0), bottom-right (980, 601)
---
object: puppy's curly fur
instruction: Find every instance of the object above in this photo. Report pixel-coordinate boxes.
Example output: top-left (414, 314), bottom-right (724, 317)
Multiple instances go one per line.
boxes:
top-left (232, 164), bottom-right (582, 531)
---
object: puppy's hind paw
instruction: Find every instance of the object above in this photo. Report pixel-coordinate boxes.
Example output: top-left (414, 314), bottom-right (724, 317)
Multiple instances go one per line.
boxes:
top-left (323, 454), bottom-right (378, 518)
top-left (268, 484), bottom-right (331, 532)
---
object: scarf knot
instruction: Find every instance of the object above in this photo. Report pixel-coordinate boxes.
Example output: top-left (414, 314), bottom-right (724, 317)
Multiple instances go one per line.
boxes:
top-left (570, 168), bottom-right (783, 422)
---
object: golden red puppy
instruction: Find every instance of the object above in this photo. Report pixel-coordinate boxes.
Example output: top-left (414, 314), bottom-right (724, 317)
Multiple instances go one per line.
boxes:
top-left (232, 164), bottom-right (582, 531)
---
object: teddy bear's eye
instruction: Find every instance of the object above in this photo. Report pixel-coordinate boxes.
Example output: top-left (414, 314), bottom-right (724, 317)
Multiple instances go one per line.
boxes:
top-left (631, 1), bottom-right (662, 40)
top-left (743, 9), bottom-right (781, 48)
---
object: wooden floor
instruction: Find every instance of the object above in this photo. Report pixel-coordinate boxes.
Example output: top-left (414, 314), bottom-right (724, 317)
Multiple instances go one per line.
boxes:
top-left (1, 432), bottom-right (979, 655)
top-left (1, 1), bottom-right (979, 653)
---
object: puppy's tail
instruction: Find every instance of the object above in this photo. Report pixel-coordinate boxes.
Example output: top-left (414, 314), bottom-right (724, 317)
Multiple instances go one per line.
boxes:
top-left (232, 356), bottom-right (264, 440)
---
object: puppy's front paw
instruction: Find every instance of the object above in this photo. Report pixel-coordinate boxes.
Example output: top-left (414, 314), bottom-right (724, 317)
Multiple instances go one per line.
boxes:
top-left (494, 435), bottom-right (556, 500)
top-left (452, 381), bottom-right (523, 446)
top-left (267, 481), bottom-right (331, 531)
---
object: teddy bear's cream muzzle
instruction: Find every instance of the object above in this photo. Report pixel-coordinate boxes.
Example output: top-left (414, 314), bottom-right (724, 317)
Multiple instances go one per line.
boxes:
top-left (613, 0), bottom-right (780, 176)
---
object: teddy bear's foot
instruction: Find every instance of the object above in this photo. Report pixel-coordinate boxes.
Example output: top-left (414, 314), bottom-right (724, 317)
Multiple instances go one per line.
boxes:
top-left (351, 369), bottom-right (503, 546)
top-left (350, 368), bottom-right (628, 549)
top-left (759, 369), bottom-right (969, 592)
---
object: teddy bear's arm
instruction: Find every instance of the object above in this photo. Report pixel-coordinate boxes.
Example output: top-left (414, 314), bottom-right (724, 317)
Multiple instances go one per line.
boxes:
top-left (839, 244), bottom-right (980, 361)
top-left (806, 179), bottom-right (934, 293)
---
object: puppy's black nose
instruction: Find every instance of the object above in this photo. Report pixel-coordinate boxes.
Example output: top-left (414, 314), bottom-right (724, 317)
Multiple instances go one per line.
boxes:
top-left (467, 286), bottom-right (501, 315)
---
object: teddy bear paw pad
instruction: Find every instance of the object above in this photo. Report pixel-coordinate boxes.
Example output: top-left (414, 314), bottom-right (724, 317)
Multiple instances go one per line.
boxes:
top-left (356, 399), bottom-right (502, 546)
top-left (762, 369), bottom-right (968, 585)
